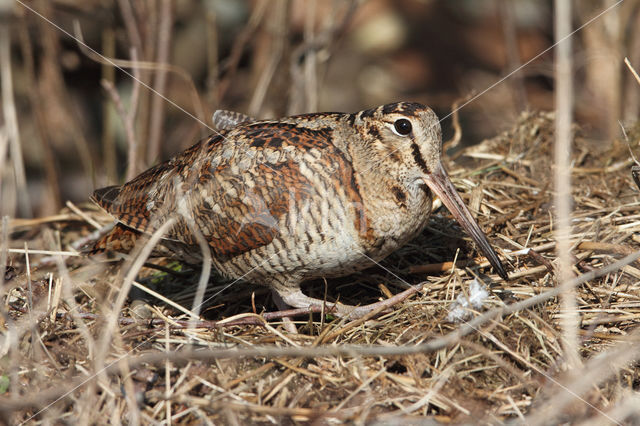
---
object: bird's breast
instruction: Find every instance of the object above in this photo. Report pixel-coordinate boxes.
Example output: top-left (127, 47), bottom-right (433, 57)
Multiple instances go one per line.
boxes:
top-left (357, 181), bottom-right (433, 257)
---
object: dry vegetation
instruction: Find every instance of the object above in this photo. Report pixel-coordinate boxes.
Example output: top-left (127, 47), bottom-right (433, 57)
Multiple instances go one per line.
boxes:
top-left (4, 111), bottom-right (640, 424)
top-left (2, 0), bottom-right (640, 424)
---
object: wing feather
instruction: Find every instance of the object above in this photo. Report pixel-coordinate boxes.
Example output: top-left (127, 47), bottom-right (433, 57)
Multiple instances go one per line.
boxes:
top-left (91, 121), bottom-right (364, 261)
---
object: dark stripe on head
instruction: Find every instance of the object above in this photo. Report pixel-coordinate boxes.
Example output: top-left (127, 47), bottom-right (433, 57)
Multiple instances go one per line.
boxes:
top-left (382, 102), bottom-right (425, 116)
top-left (411, 142), bottom-right (429, 174)
top-left (382, 103), bottom-right (401, 115)
top-left (359, 107), bottom-right (377, 119)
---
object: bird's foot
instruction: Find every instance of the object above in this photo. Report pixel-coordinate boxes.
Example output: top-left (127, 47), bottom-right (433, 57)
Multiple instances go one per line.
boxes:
top-left (277, 284), bottom-right (423, 320)
top-left (271, 290), bottom-right (301, 333)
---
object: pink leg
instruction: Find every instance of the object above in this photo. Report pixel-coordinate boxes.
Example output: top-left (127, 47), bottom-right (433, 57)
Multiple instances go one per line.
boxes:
top-left (278, 285), bottom-right (423, 320)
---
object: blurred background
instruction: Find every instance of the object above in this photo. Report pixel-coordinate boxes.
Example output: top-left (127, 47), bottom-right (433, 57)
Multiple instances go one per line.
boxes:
top-left (1, 0), bottom-right (639, 218)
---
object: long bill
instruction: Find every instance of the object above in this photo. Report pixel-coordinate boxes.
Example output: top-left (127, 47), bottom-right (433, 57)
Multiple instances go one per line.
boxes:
top-left (423, 163), bottom-right (508, 280)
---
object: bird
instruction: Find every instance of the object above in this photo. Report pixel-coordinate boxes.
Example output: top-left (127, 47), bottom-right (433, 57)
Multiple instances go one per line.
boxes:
top-left (90, 102), bottom-right (508, 317)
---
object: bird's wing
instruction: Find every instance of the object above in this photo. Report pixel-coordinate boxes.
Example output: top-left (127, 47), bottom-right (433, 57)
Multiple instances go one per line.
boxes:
top-left (92, 123), bottom-right (362, 259)
top-left (92, 135), bottom-right (216, 238)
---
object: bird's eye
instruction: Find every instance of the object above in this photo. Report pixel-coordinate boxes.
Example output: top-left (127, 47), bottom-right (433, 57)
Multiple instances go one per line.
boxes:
top-left (393, 118), bottom-right (412, 136)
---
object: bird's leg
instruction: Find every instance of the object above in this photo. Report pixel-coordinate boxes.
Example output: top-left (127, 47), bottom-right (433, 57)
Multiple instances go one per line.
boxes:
top-left (271, 290), bottom-right (300, 333)
top-left (277, 286), bottom-right (422, 320)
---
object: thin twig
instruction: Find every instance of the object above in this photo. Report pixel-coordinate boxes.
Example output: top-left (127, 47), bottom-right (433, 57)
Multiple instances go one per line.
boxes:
top-left (248, 0), bottom-right (287, 116)
top-left (17, 19), bottom-right (61, 210)
top-left (100, 79), bottom-right (140, 181)
top-left (0, 129), bottom-right (8, 197)
top-left (101, 26), bottom-right (117, 183)
top-left (128, 47), bottom-right (141, 175)
top-left (524, 328), bottom-right (640, 425)
top-left (0, 24), bottom-right (31, 217)
top-left (303, 0), bottom-right (318, 112)
top-left (116, 0), bottom-right (143, 60)
top-left (217, 0), bottom-right (269, 101)
top-left (94, 218), bottom-right (177, 387)
top-left (72, 21), bottom-right (206, 129)
top-left (147, 0), bottom-right (173, 165)
top-left (624, 57), bottom-right (640, 86)
top-left (0, 216), bottom-right (9, 310)
top-left (498, 0), bottom-right (527, 112)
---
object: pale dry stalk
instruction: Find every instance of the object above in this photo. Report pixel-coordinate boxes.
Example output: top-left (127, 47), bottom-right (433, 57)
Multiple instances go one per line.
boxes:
top-left (554, 0), bottom-right (581, 370)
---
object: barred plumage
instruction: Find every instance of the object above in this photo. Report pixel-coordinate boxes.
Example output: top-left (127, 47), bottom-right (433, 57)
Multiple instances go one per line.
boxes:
top-left (91, 102), bottom-right (507, 317)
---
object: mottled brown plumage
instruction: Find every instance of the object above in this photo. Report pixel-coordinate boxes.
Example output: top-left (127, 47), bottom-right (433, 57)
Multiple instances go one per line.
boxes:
top-left (91, 102), bottom-right (507, 317)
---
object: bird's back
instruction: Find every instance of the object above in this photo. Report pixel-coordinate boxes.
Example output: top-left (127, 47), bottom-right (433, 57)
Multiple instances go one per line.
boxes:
top-left (90, 118), bottom-right (375, 283)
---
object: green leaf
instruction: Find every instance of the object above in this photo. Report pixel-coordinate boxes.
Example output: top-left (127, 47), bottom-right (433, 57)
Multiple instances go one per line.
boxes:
top-left (0, 375), bottom-right (10, 394)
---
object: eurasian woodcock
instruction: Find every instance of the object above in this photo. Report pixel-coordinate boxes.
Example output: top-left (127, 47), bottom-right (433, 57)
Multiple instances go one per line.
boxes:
top-left (91, 102), bottom-right (507, 317)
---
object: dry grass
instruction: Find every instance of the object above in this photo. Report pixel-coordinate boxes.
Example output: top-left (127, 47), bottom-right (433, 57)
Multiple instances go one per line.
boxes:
top-left (3, 1), bottom-right (640, 424)
top-left (2, 111), bottom-right (640, 424)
